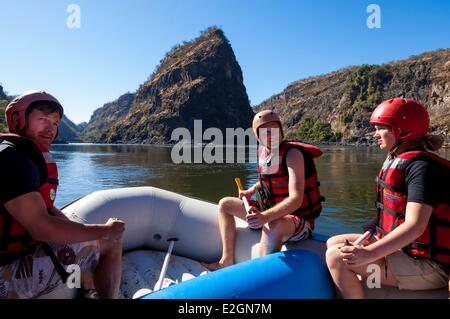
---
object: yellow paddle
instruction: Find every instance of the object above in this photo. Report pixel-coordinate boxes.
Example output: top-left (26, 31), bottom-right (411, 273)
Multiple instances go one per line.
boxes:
top-left (234, 177), bottom-right (244, 193)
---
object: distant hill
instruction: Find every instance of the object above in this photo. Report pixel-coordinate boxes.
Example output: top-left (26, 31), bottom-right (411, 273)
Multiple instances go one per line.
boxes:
top-left (55, 115), bottom-right (82, 142)
top-left (0, 85), bottom-right (10, 133)
top-left (255, 49), bottom-right (450, 143)
top-left (83, 27), bottom-right (254, 144)
top-left (0, 85), bottom-right (6, 100)
top-left (77, 122), bottom-right (87, 132)
top-left (82, 92), bottom-right (134, 142)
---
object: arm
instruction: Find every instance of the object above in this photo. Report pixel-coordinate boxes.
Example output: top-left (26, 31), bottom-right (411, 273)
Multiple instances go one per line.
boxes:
top-left (366, 160), bottom-right (438, 259)
top-left (249, 181), bottom-right (261, 192)
top-left (49, 206), bottom-right (69, 220)
top-left (4, 191), bottom-right (124, 244)
top-left (261, 148), bottom-right (305, 223)
top-left (341, 159), bottom-right (439, 266)
top-left (341, 202), bottom-right (432, 266)
top-left (239, 181), bottom-right (261, 199)
top-left (365, 202), bottom-right (432, 260)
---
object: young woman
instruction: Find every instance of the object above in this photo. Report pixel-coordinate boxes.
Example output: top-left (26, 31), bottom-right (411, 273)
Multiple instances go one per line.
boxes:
top-left (325, 98), bottom-right (450, 298)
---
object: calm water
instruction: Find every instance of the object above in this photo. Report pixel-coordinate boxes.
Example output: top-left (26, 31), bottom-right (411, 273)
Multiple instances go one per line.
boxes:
top-left (51, 144), bottom-right (450, 236)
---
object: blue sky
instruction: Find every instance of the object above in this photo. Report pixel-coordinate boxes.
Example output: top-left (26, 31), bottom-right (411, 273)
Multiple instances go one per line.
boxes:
top-left (0, 0), bottom-right (449, 124)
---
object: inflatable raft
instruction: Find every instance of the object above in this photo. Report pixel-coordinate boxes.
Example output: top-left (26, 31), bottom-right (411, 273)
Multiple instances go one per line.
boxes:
top-left (45, 187), bottom-right (446, 299)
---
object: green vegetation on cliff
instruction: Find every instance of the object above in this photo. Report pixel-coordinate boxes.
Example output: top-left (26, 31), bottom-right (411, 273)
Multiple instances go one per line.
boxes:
top-left (347, 64), bottom-right (392, 112)
top-left (288, 117), bottom-right (342, 142)
top-left (336, 64), bottom-right (393, 136)
top-left (0, 99), bottom-right (8, 133)
top-left (0, 85), bottom-right (9, 133)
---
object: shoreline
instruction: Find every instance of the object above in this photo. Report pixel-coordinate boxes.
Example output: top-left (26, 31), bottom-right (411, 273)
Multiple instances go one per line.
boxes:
top-left (54, 141), bottom-right (450, 148)
top-left (54, 141), bottom-right (380, 147)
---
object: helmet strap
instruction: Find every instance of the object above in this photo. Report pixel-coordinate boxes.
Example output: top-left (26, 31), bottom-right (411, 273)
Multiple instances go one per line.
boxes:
top-left (388, 143), bottom-right (400, 159)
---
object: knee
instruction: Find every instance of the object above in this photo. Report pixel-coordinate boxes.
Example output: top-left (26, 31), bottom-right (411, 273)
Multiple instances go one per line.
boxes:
top-left (218, 197), bottom-right (235, 214)
top-left (326, 235), bottom-right (341, 249)
top-left (325, 245), bottom-right (342, 269)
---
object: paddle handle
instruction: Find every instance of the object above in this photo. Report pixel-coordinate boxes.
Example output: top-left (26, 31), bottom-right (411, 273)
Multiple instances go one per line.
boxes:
top-left (353, 230), bottom-right (373, 246)
top-left (242, 196), bottom-right (251, 213)
top-left (154, 238), bottom-right (177, 291)
top-left (235, 178), bottom-right (251, 213)
top-left (344, 230), bottom-right (373, 247)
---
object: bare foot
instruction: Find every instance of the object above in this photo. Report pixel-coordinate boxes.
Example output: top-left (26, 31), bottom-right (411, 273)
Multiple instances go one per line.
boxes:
top-left (200, 261), bottom-right (231, 271)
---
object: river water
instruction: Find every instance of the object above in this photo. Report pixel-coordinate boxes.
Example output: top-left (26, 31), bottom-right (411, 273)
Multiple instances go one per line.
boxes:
top-left (51, 144), bottom-right (449, 236)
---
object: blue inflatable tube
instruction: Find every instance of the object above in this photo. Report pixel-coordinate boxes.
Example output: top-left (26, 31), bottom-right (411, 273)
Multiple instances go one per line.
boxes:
top-left (143, 249), bottom-right (336, 299)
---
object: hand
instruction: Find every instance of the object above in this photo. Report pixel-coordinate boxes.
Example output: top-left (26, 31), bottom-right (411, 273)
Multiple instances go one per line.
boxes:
top-left (339, 244), bottom-right (376, 268)
top-left (104, 217), bottom-right (125, 240)
top-left (245, 207), bottom-right (268, 229)
top-left (239, 188), bottom-right (255, 201)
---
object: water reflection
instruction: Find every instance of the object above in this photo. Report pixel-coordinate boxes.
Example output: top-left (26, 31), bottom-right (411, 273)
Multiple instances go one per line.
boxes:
top-left (52, 144), bottom-right (449, 236)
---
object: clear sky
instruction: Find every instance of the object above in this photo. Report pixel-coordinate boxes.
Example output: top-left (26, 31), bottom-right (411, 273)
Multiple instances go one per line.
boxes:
top-left (0, 0), bottom-right (449, 124)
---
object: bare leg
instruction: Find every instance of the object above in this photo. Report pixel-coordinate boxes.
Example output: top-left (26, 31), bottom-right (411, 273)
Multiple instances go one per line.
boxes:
top-left (259, 216), bottom-right (296, 256)
top-left (93, 238), bottom-right (123, 298)
top-left (81, 270), bottom-right (95, 291)
top-left (204, 197), bottom-right (247, 270)
top-left (326, 243), bottom-right (398, 299)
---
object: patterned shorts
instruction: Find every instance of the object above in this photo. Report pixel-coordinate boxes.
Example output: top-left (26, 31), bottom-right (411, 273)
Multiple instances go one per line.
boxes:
top-left (286, 216), bottom-right (311, 242)
top-left (0, 241), bottom-right (100, 299)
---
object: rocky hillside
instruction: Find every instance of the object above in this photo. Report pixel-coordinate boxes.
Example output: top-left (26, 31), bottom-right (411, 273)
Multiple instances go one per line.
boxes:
top-left (84, 27), bottom-right (254, 144)
top-left (0, 85), bottom-right (6, 100)
top-left (56, 115), bottom-right (82, 142)
top-left (0, 85), bottom-right (8, 133)
top-left (256, 49), bottom-right (450, 143)
top-left (77, 122), bottom-right (87, 132)
top-left (83, 92), bottom-right (134, 142)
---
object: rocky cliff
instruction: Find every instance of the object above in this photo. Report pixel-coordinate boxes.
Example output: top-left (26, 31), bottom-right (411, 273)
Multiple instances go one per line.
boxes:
top-left (84, 27), bottom-right (254, 144)
top-left (0, 85), bottom-right (8, 133)
top-left (256, 49), bottom-right (450, 143)
top-left (83, 92), bottom-right (134, 142)
top-left (0, 85), bottom-right (6, 100)
top-left (56, 115), bottom-right (82, 142)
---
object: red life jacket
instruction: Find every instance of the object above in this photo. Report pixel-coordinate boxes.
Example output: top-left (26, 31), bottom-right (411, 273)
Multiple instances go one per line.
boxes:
top-left (376, 150), bottom-right (450, 266)
top-left (35, 142), bottom-right (59, 209)
top-left (257, 141), bottom-right (324, 230)
top-left (0, 134), bottom-right (58, 266)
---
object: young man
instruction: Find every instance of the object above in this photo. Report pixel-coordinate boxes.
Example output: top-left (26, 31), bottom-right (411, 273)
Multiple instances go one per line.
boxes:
top-left (203, 110), bottom-right (324, 271)
top-left (0, 91), bottom-right (125, 299)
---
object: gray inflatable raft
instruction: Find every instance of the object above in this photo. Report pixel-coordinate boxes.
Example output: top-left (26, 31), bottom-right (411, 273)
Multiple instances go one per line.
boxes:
top-left (39, 186), bottom-right (446, 299)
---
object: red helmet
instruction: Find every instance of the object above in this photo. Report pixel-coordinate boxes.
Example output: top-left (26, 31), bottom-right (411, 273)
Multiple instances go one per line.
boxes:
top-left (370, 98), bottom-right (429, 141)
top-left (5, 90), bottom-right (63, 134)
